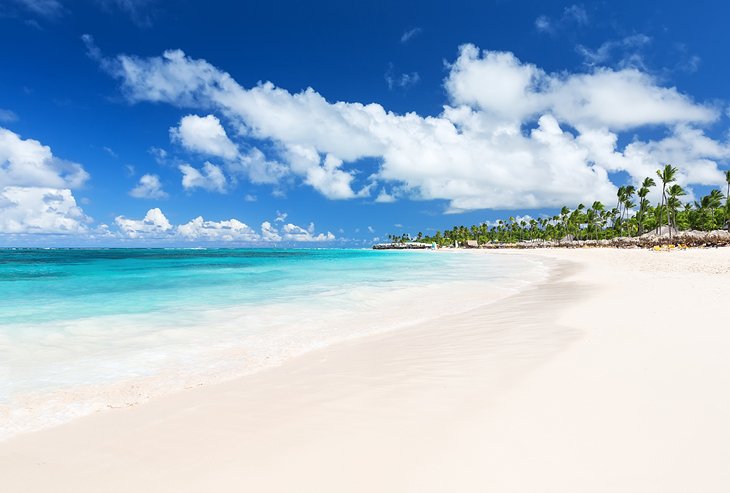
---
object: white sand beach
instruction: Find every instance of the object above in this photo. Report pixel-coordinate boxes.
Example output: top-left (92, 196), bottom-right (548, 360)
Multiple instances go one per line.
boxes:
top-left (1, 248), bottom-right (729, 492)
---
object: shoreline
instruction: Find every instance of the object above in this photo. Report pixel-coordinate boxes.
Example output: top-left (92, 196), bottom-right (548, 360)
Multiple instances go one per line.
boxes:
top-left (374, 229), bottom-right (730, 250)
top-left (0, 250), bottom-right (547, 442)
top-left (2, 248), bottom-right (729, 491)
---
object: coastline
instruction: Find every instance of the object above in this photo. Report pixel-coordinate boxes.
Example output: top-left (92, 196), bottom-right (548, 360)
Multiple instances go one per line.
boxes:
top-left (2, 248), bottom-right (729, 491)
top-left (0, 249), bottom-right (546, 441)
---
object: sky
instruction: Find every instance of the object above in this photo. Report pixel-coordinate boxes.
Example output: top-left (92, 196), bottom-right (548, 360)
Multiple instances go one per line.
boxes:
top-left (1, 0), bottom-right (729, 246)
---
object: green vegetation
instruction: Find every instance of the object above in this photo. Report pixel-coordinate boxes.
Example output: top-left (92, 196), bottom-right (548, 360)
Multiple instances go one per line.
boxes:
top-left (390, 166), bottom-right (730, 247)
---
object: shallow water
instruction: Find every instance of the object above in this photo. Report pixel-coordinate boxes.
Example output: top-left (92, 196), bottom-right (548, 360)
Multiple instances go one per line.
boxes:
top-left (0, 248), bottom-right (548, 439)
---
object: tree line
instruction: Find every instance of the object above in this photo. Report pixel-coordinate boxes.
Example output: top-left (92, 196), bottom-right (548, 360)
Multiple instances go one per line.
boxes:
top-left (390, 166), bottom-right (730, 246)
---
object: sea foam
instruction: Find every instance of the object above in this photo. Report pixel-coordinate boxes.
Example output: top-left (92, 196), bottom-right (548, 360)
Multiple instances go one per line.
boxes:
top-left (0, 248), bottom-right (548, 439)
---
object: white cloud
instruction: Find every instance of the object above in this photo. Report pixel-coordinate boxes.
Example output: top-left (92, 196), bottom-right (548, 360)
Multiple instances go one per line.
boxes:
top-left (113, 208), bottom-right (335, 243)
top-left (170, 114), bottom-right (238, 160)
top-left (485, 214), bottom-right (536, 228)
top-left (149, 146), bottom-right (168, 164)
top-left (178, 216), bottom-right (259, 241)
top-left (444, 45), bottom-right (716, 129)
top-left (179, 162), bottom-right (227, 192)
top-left (535, 4), bottom-right (589, 34)
top-left (0, 127), bottom-right (91, 234)
top-left (534, 16), bottom-right (552, 33)
top-left (400, 27), bottom-right (422, 43)
top-left (577, 34), bottom-right (652, 69)
top-left (243, 193), bottom-right (257, 202)
top-left (96, 0), bottom-right (158, 27)
top-left (235, 147), bottom-right (288, 185)
top-left (98, 43), bottom-right (728, 211)
top-left (367, 226), bottom-right (375, 233)
top-left (170, 113), bottom-right (289, 186)
top-left (0, 128), bottom-right (89, 188)
top-left (260, 220), bottom-right (281, 241)
top-left (281, 222), bottom-right (335, 242)
top-left (10, 0), bottom-right (64, 18)
top-left (385, 69), bottom-right (420, 90)
top-left (0, 187), bottom-right (89, 234)
top-left (375, 189), bottom-right (396, 203)
top-left (262, 219), bottom-right (336, 243)
top-left (274, 210), bottom-right (288, 222)
top-left (563, 4), bottom-right (589, 25)
top-left (102, 145), bottom-right (118, 157)
top-left (302, 153), bottom-right (366, 199)
top-left (130, 173), bottom-right (167, 199)
top-left (0, 109), bottom-right (18, 123)
top-left (115, 207), bottom-right (172, 238)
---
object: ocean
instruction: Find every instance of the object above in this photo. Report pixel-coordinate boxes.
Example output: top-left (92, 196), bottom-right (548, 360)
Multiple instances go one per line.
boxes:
top-left (0, 248), bottom-right (547, 439)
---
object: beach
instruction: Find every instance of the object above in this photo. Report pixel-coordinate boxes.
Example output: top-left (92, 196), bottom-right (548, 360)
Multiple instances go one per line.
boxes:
top-left (1, 248), bottom-right (729, 492)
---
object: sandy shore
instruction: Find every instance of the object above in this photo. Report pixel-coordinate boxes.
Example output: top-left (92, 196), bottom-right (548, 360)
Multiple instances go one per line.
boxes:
top-left (1, 248), bottom-right (729, 492)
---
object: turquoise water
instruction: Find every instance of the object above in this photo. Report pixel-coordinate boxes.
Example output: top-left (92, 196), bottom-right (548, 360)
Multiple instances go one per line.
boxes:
top-left (0, 248), bottom-right (546, 438)
top-left (1, 248), bottom-right (435, 324)
top-left (0, 248), bottom-right (533, 325)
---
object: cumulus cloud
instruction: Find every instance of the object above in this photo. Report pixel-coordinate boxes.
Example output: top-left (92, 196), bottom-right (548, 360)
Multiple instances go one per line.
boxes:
top-left (179, 162), bottom-right (227, 192)
top-left (170, 114), bottom-right (238, 160)
top-left (234, 147), bottom-right (288, 185)
top-left (95, 42), bottom-right (728, 211)
top-left (280, 222), bottom-right (335, 242)
top-left (114, 208), bottom-right (335, 243)
top-left (115, 207), bottom-right (171, 238)
top-left (0, 187), bottom-right (89, 234)
top-left (0, 127), bottom-right (91, 234)
top-left (260, 220), bottom-right (281, 241)
top-left (375, 190), bottom-right (396, 203)
top-left (129, 173), bottom-right (167, 199)
top-left (0, 128), bottom-right (89, 188)
top-left (302, 153), bottom-right (367, 199)
top-left (178, 216), bottom-right (259, 241)
top-left (444, 45), bottom-right (715, 129)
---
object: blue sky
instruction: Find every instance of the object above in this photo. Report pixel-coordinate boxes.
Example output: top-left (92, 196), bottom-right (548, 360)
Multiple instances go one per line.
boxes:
top-left (1, 0), bottom-right (729, 246)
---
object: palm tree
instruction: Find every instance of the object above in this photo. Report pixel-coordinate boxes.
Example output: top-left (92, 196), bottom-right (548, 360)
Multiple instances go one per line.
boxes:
top-left (414, 166), bottom-right (730, 248)
top-left (470, 225), bottom-right (479, 245)
top-left (656, 164), bottom-right (678, 237)
top-left (573, 204), bottom-right (585, 239)
top-left (591, 201), bottom-right (605, 240)
top-left (667, 184), bottom-right (686, 230)
top-left (707, 189), bottom-right (724, 230)
top-left (559, 206), bottom-right (570, 238)
top-left (725, 170), bottom-right (730, 229)
top-left (585, 207), bottom-right (596, 240)
top-left (636, 177), bottom-right (655, 235)
top-left (622, 186), bottom-right (636, 236)
top-left (694, 191), bottom-right (723, 231)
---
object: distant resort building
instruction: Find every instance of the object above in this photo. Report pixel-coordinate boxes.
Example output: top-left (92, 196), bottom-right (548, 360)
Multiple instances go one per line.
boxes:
top-left (372, 241), bottom-right (434, 250)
